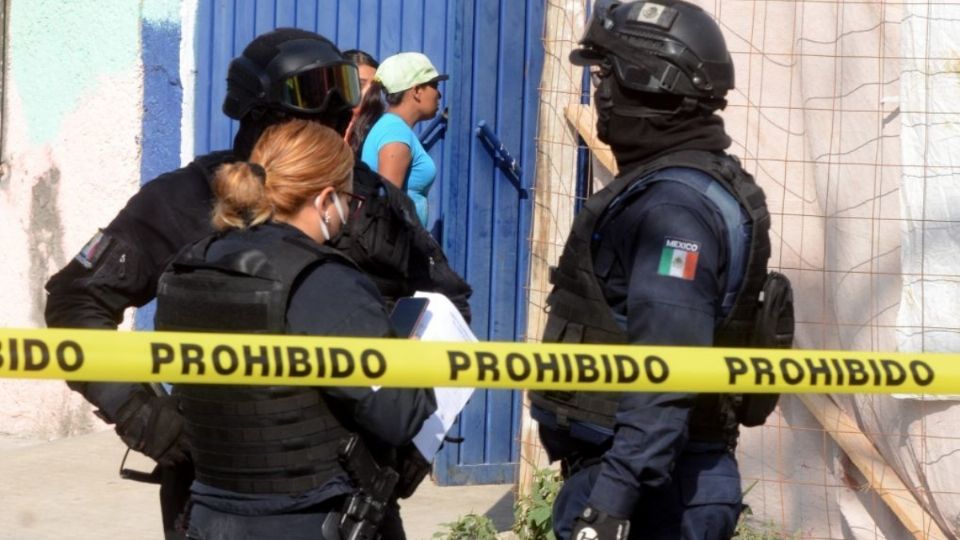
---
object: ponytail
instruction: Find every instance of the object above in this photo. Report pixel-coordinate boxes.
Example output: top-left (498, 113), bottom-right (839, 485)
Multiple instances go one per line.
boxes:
top-left (347, 81), bottom-right (407, 156)
top-left (348, 80), bottom-right (387, 155)
top-left (211, 162), bottom-right (273, 230)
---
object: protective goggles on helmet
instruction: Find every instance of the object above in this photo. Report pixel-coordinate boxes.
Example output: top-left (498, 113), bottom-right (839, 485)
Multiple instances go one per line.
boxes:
top-left (280, 62), bottom-right (362, 114)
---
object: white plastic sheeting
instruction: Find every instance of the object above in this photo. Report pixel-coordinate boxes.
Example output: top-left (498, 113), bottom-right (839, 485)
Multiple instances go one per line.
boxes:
top-left (896, 4), bottom-right (960, 360)
top-left (720, 1), bottom-right (960, 537)
top-left (876, 1), bottom-right (960, 535)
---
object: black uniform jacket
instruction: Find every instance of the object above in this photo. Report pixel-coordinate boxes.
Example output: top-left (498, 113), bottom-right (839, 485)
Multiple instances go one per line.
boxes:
top-left (44, 151), bottom-right (469, 419)
top-left (588, 178), bottom-right (734, 517)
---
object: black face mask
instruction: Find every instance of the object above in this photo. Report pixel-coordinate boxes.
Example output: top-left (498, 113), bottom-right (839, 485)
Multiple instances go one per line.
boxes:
top-left (595, 77), bottom-right (615, 144)
top-left (593, 77), bottom-right (732, 169)
top-left (595, 77), bottom-right (678, 144)
top-left (233, 107), bottom-right (351, 159)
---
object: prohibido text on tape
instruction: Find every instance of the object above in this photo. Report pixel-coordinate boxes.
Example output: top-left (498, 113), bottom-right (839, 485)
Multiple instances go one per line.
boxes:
top-left (0, 328), bottom-right (955, 394)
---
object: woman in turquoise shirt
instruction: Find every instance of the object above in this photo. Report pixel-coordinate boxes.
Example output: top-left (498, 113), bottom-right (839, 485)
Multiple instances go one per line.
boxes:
top-left (351, 52), bottom-right (446, 226)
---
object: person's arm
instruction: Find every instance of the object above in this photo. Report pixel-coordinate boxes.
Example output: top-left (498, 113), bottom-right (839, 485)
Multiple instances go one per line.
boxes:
top-left (44, 230), bottom-right (190, 466)
top-left (377, 142), bottom-right (413, 189)
top-left (45, 227), bottom-right (156, 409)
top-left (45, 162), bottom-right (218, 334)
top-left (44, 164), bottom-right (217, 463)
top-left (324, 385), bottom-right (437, 447)
top-left (286, 263), bottom-right (437, 447)
top-left (586, 198), bottom-right (724, 518)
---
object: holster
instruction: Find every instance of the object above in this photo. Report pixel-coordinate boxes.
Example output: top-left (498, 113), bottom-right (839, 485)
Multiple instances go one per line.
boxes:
top-left (320, 511), bottom-right (345, 540)
top-left (320, 495), bottom-right (382, 540)
top-left (394, 444), bottom-right (431, 499)
top-left (320, 435), bottom-right (401, 540)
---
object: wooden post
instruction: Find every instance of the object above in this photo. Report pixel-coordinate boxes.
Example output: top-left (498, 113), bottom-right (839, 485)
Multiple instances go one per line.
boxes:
top-left (518, 0), bottom-right (589, 497)
top-left (799, 394), bottom-right (950, 539)
top-left (564, 104), bottom-right (617, 176)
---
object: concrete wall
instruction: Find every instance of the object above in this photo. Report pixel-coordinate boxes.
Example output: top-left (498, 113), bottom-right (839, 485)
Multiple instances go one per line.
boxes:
top-left (0, 0), bottom-right (188, 439)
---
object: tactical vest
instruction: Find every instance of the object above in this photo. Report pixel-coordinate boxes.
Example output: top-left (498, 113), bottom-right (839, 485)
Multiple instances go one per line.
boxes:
top-left (529, 150), bottom-right (772, 447)
top-left (331, 165), bottom-right (474, 322)
top-left (155, 229), bottom-right (354, 494)
top-left (335, 167), bottom-right (413, 299)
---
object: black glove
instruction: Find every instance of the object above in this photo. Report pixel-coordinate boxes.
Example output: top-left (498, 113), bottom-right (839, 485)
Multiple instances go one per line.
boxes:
top-left (570, 506), bottom-right (630, 540)
top-left (394, 443), bottom-right (431, 499)
top-left (113, 391), bottom-right (189, 467)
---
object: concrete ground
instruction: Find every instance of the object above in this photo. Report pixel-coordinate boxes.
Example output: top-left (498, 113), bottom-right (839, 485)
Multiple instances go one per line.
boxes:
top-left (0, 431), bottom-right (514, 540)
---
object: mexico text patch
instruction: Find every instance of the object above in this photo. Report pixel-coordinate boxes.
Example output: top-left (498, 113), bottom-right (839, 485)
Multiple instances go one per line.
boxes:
top-left (658, 237), bottom-right (699, 280)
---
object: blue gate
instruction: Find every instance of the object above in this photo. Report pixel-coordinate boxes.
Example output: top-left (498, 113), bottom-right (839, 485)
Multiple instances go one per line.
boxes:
top-left (193, 0), bottom-right (544, 486)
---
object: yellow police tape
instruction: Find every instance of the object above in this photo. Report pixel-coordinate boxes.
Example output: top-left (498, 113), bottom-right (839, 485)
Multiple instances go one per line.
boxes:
top-left (0, 328), bottom-right (958, 394)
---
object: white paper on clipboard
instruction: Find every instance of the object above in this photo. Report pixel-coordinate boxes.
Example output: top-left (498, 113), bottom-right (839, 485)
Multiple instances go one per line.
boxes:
top-left (407, 291), bottom-right (476, 461)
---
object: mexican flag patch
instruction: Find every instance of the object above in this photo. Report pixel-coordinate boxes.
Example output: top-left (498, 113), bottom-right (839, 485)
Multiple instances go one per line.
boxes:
top-left (658, 237), bottom-right (700, 280)
top-left (75, 229), bottom-right (111, 269)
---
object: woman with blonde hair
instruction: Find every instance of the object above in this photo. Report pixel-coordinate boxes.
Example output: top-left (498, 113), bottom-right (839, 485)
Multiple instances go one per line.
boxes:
top-left (155, 119), bottom-right (435, 539)
top-left (210, 119), bottom-right (355, 239)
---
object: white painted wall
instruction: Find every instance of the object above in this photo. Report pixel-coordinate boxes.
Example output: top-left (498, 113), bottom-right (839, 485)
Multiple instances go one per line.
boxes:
top-left (0, 0), bottom-right (186, 440)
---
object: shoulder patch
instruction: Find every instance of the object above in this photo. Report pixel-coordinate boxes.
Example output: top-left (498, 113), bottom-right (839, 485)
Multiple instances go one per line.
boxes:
top-left (658, 237), bottom-right (699, 280)
top-left (74, 230), bottom-right (112, 269)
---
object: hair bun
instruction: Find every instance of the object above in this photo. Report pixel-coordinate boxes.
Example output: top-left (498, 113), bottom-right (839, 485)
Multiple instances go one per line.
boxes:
top-left (248, 162), bottom-right (267, 183)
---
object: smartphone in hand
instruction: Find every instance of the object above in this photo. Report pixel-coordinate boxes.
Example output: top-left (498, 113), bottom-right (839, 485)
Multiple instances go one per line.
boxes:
top-left (390, 297), bottom-right (429, 338)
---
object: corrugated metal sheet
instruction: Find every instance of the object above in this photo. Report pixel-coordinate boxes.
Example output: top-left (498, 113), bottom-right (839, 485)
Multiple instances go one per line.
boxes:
top-left (193, 0), bottom-right (543, 485)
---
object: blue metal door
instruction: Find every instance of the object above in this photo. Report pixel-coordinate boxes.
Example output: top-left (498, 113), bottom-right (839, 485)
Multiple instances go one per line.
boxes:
top-left (193, 0), bottom-right (544, 486)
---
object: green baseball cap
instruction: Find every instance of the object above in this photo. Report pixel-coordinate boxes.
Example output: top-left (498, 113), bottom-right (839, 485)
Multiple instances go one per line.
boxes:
top-left (375, 52), bottom-right (448, 94)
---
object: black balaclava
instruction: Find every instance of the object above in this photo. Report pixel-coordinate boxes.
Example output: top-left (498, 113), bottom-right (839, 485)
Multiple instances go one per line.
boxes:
top-left (595, 75), bottom-right (731, 170)
top-left (233, 112), bottom-right (283, 161)
top-left (232, 109), bottom-right (350, 160)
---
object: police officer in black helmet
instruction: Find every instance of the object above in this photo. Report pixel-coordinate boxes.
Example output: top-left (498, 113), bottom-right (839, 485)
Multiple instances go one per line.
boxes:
top-left (44, 28), bottom-right (469, 539)
top-left (529, 1), bottom-right (791, 539)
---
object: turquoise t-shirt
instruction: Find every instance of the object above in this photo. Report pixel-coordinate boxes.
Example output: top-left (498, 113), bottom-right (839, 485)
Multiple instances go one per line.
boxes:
top-left (361, 113), bottom-right (436, 225)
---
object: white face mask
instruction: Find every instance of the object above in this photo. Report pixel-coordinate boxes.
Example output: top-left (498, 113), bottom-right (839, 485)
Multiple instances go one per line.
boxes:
top-left (317, 191), bottom-right (348, 242)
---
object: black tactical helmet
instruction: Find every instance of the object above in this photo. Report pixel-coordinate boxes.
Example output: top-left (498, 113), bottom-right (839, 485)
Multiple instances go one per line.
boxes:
top-left (223, 28), bottom-right (362, 120)
top-left (571, 0), bottom-right (734, 106)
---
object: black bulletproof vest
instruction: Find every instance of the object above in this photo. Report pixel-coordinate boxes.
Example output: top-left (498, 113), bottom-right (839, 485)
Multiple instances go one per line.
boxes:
top-left (155, 229), bottom-right (354, 494)
top-left (529, 150), bottom-right (771, 447)
top-left (331, 165), bottom-right (473, 321)
top-left (333, 167), bottom-right (413, 300)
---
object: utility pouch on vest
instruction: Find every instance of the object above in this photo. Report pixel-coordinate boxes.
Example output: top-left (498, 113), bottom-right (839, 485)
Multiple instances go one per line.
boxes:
top-left (735, 271), bottom-right (795, 427)
top-left (348, 184), bottom-right (412, 280)
top-left (542, 308), bottom-right (585, 343)
top-left (336, 167), bottom-right (472, 321)
top-left (752, 271), bottom-right (795, 349)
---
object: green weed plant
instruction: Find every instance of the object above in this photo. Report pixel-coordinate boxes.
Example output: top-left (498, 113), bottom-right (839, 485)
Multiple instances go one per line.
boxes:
top-left (513, 467), bottom-right (562, 540)
top-left (433, 512), bottom-right (498, 540)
